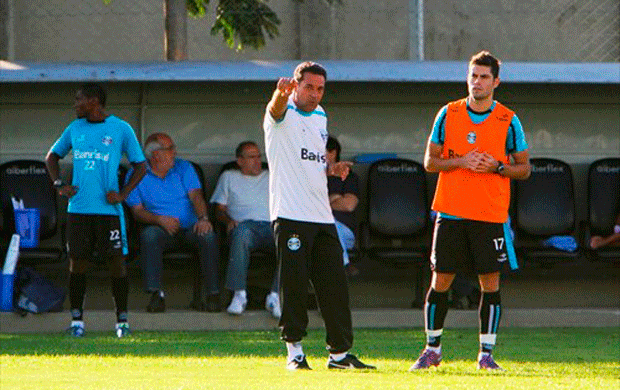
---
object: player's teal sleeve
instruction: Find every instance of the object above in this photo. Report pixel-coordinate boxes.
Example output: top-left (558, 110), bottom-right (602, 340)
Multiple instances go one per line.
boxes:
top-left (429, 105), bottom-right (448, 145)
top-left (180, 159), bottom-right (201, 192)
top-left (49, 122), bottom-right (76, 157)
top-left (506, 114), bottom-right (528, 154)
top-left (122, 124), bottom-right (146, 163)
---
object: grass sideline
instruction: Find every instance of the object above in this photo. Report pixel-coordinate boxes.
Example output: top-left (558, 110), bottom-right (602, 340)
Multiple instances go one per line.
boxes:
top-left (1, 328), bottom-right (618, 390)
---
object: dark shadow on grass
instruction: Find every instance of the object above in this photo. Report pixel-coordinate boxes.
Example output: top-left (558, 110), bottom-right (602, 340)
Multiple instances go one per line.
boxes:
top-left (0, 328), bottom-right (618, 367)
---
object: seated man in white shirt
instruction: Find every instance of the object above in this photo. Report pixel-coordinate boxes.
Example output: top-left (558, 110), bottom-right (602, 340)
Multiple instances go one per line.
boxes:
top-left (210, 141), bottom-right (280, 318)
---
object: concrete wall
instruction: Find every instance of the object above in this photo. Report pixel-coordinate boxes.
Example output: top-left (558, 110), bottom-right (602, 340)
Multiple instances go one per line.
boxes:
top-left (1, 80), bottom-right (618, 227)
top-left (2, 0), bottom-right (618, 61)
top-left (2, 81), bottom-right (618, 164)
top-left (425, 0), bottom-right (620, 62)
top-left (1, 81), bottom-right (618, 164)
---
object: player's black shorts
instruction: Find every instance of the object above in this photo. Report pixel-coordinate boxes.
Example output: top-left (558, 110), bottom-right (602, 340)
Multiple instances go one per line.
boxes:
top-left (67, 213), bottom-right (127, 260)
top-left (430, 216), bottom-right (517, 274)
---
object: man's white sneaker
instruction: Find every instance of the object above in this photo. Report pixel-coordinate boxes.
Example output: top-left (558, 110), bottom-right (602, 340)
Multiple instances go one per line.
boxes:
top-left (265, 292), bottom-right (281, 319)
top-left (227, 294), bottom-right (247, 315)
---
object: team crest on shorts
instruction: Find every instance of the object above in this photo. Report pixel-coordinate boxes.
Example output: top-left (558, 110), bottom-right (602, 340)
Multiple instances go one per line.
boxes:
top-left (467, 131), bottom-right (476, 144)
top-left (102, 135), bottom-right (113, 146)
top-left (287, 234), bottom-right (301, 251)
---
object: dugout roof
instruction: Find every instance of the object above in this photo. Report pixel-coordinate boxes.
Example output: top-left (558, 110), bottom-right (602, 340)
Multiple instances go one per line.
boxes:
top-left (1, 60), bottom-right (618, 84)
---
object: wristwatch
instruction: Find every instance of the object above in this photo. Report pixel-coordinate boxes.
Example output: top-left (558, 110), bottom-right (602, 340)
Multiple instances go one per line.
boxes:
top-left (53, 179), bottom-right (63, 188)
top-left (496, 162), bottom-right (505, 174)
top-left (198, 215), bottom-right (209, 222)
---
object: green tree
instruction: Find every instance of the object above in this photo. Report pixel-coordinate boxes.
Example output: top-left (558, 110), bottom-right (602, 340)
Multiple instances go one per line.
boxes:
top-left (105, 0), bottom-right (341, 60)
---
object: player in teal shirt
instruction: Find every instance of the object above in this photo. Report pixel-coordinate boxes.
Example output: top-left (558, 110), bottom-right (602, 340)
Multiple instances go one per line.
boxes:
top-left (50, 115), bottom-right (145, 215)
top-left (46, 83), bottom-right (146, 338)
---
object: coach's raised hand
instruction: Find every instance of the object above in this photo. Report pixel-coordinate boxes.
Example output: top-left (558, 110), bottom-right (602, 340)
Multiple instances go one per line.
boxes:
top-left (277, 77), bottom-right (297, 96)
top-left (268, 77), bottom-right (297, 121)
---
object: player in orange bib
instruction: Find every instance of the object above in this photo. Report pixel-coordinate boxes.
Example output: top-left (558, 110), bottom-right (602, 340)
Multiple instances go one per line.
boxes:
top-left (410, 51), bottom-right (531, 371)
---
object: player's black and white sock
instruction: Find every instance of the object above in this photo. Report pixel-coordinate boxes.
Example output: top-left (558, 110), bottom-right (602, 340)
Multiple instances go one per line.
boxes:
top-left (69, 272), bottom-right (86, 321)
top-left (479, 291), bottom-right (501, 353)
top-left (424, 289), bottom-right (449, 349)
top-left (111, 276), bottom-right (129, 323)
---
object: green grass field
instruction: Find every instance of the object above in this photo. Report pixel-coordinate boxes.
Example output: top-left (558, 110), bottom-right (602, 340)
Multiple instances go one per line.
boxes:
top-left (1, 328), bottom-right (618, 390)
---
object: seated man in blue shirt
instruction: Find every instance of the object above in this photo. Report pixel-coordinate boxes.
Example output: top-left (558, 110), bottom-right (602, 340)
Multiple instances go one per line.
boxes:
top-left (125, 133), bottom-right (220, 312)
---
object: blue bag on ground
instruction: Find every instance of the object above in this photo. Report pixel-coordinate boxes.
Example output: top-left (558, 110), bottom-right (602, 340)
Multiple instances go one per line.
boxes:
top-left (14, 208), bottom-right (40, 248)
top-left (14, 267), bottom-right (65, 313)
top-left (541, 235), bottom-right (578, 253)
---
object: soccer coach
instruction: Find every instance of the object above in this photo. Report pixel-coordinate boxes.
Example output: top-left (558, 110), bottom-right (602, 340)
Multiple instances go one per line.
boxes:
top-left (263, 61), bottom-right (375, 371)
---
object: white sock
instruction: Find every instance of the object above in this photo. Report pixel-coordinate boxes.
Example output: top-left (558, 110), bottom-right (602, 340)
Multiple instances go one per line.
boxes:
top-left (286, 342), bottom-right (303, 361)
top-left (234, 290), bottom-right (247, 300)
top-left (426, 345), bottom-right (441, 354)
top-left (71, 320), bottom-right (84, 328)
top-left (330, 352), bottom-right (347, 362)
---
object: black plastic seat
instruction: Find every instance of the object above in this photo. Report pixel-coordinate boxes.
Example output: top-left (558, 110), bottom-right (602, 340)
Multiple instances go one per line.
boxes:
top-left (584, 158), bottom-right (620, 261)
top-left (513, 158), bottom-right (580, 265)
top-left (360, 158), bottom-right (431, 308)
top-left (0, 160), bottom-right (65, 264)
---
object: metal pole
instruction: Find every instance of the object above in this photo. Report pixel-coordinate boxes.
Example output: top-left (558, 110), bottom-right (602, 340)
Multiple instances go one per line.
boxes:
top-left (1, 0), bottom-right (15, 60)
top-left (409, 0), bottom-right (424, 61)
top-left (418, 0), bottom-right (424, 61)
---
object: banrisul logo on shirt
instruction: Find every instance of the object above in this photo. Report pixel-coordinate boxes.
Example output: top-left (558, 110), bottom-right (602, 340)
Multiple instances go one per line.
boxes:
top-left (301, 148), bottom-right (326, 163)
top-left (101, 135), bottom-right (113, 146)
top-left (74, 149), bottom-right (110, 162)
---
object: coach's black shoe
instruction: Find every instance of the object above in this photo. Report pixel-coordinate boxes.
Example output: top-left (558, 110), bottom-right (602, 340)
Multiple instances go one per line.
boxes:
top-left (327, 354), bottom-right (376, 370)
top-left (146, 291), bottom-right (165, 313)
top-left (287, 355), bottom-right (311, 370)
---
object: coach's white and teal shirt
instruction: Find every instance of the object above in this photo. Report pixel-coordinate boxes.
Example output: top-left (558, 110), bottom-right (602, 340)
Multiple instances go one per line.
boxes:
top-left (50, 115), bottom-right (145, 216)
top-left (263, 97), bottom-right (334, 224)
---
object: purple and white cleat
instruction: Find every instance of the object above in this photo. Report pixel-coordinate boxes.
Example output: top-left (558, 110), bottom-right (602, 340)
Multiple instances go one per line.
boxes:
top-left (477, 353), bottom-right (504, 371)
top-left (409, 349), bottom-right (442, 370)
